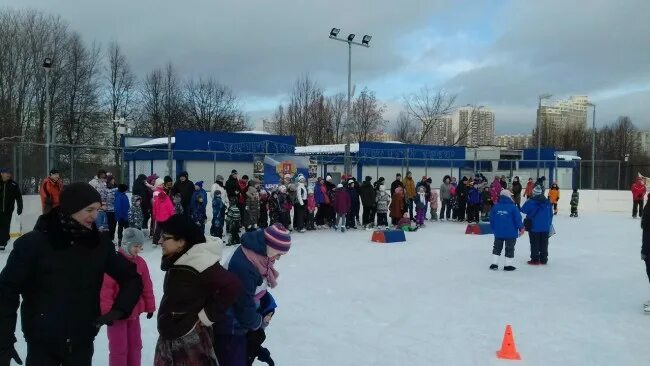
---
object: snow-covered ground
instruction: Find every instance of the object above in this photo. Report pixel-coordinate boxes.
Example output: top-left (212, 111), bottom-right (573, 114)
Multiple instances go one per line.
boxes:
top-left (2, 190), bottom-right (649, 365)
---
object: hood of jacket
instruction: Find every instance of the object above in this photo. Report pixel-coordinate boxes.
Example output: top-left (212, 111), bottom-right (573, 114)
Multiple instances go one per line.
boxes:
top-left (241, 229), bottom-right (268, 256)
top-left (173, 237), bottom-right (225, 273)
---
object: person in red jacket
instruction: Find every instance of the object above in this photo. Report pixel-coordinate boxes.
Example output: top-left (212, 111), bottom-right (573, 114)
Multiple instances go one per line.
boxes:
top-left (524, 178), bottom-right (534, 199)
top-left (333, 184), bottom-right (351, 232)
top-left (100, 228), bottom-right (155, 366)
top-left (39, 169), bottom-right (64, 214)
top-left (632, 177), bottom-right (647, 218)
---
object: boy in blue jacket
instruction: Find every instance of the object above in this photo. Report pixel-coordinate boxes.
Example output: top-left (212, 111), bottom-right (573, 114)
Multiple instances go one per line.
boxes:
top-left (489, 190), bottom-right (524, 271)
top-left (114, 183), bottom-right (130, 246)
top-left (521, 185), bottom-right (554, 265)
top-left (467, 181), bottom-right (482, 223)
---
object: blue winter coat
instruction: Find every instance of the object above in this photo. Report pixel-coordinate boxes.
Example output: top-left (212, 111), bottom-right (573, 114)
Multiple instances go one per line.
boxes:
top-left (348, 187), bottom-right (360, 210)
top-left (212, 195), bottom-right (225, 226)
top-left (314, 182), bottom-right (326, 205)
top-left (490, 196), bottom-right (523, 239)
top-left (190, 189), bottom-right (208, 222)
top-left (114, 191), bottom-right (130, 222)
top-left (521, 196), bottom-right (554, 233)
top-left (468, 188), bottom-right (481, 205)
top-left (218, 229), bottom-right (266, 335)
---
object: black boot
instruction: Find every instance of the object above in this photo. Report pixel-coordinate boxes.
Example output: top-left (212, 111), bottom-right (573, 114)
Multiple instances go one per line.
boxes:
top-left (489, 264), bottom-right (498, 270)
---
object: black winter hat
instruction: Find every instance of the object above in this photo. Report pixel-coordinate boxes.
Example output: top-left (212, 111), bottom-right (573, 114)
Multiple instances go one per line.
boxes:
top-left (60, 182), bottom-right (102, 215)
top-left (164, 176), bottom-right (173, 184)
top-left (364, 176), bottom-right (372, 182)
top-left (179, 171), bottom-right (189, 179)
top-left (159, 214), bottom-right (206, 247)
top-left (242, 175), bottom-right (249, 180)
top-left (118, 184), bottom-right (129, 193)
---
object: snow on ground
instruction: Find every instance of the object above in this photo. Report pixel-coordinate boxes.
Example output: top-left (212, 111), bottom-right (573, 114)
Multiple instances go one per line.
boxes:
top-left (2, 190), bottom-right (649, 365)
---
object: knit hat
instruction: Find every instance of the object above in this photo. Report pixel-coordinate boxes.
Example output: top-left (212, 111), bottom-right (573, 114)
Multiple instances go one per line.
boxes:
top-left (297, 174), bottom-right (306, 182)
top-left (326, 176), bottom-right (332, 182)
top-left (0, 168), bottom-right (10, 174)
top-left (60, 182), bottom-right (102, 215)
top-left (50, 169), bottom-right (60, 175)
top-left (164, 176), bottom-right (173, 184)
top-left (532, 185), bottom-right (543, 196)
top-left (365, 176), bottom-right (372, 182)
top-left (155, 178), bottom-right (164, 187)
top-left (159, 214), bottom-right (206, 247)
top-left (195, 181), bottom-right (204, 189)
top-left (337, 183), bottom-right (343, 188)
top-left (500, 189), bottom-right (512, 198)
top-left (231, 169), bottom-right (238, 174)
top-left (179, 171), bottom-right (189, 179)
top-left (279, 185), bottom-right (287, 193)
top-left (242, 175), bottom-right (249, 180)
top-left (215, 175), bottom-right (224, 182)
top-left (118, 184), bottom-right (128, 193)
top-left (122, 228), bottom-right (145, 256)
top-left (264, 224), bottom-right (291, 255)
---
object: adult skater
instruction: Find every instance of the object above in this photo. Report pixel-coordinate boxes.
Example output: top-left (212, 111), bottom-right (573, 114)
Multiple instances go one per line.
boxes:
top-left (0, 168), bottom-right (22, 251)
top-left (641, 196), bottom-right (650, 314)
top-left (0, 182), bottom-right (143, 365)
top-left (631, 177), bottom-right (646, 219)
top-left (439, 176), bottom-right (453, 220)
top-left (172, 171), bottom-right (194, 215)
top-left (489, 190), bottom-right (524, 271)
top-left (39, 169), bottom-right (64, 214)
top-left (521, 185), bottom-right (554, 265)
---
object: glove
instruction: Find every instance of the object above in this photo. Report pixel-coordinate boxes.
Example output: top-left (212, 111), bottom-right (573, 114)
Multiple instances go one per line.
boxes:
top-left (643, 253), bottom-right (647, 261)
top-left (16, 209), bottom-right (22, 216)
top-left (147, 312), bottom-right (154, 319)
top-left (0, 345), bottom-right (23, 365)
top-left (95, 309), bottom-right (124, 328)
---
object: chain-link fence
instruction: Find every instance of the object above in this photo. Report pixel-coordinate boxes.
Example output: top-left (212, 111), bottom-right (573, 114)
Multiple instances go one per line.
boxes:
top-left (0, 141), bottom-right (627, 193)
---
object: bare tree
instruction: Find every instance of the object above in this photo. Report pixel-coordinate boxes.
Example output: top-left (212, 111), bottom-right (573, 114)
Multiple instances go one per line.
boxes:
top-left (184, 77), bottom-right (245, 132)
top-left (348, 88), bottom-right (386, 142)
top-left (392, 111), bottom-right (419, 143)
top-left (139, 68), bottom-right (165, 136)
top-left (106, 42), bottom-right (136, 169)
top-left (403, 86), bottom-right (456, 144)
top-left (327, 93), bottom-right (347, 144)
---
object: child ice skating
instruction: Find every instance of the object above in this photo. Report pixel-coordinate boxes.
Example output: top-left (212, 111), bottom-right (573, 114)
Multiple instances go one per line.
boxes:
top-left (390, 186), bottom-right (407, 226)
top-left (632, 177), bottom-right (646, 218)
top-left (100, 228), bottom-right (156, 366)
top-left (306, 189), bottom-right (316, 230)
top-left (245, 180), bottom-right (261, 231)
top-left (548, 183), bottom-right (560, 215)
top-left (489, 190), bottom-right (524, 271)
top-left (259, 190), bottom-right (269, 228)
top-left (521, 185), bottom-right (554, 265)
top-left (333, 183), bottom-right (351, 232)
top-left (128, 195), bottom-right (144, 231)
top-left (210, 190), bottom-right (226, 238)
top-left (375, 185), bottom-right (390, 229)
top-left (414, 186), bottom-right (427, 226)
top-left (429, 189), bottom-right (439, 221)
top-left (398, 213), bottom-right (419, 231)
top-left (570, 189), bottom-right (579, 217)
top-left (226, 204), bottom-right (242, 246)
top-left (190, 181), bottom-right (208, 233)
top-left (114, 184), bottom-right (130, 247)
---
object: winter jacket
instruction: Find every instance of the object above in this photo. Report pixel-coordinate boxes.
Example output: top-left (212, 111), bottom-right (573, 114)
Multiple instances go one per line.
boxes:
top-left (570, 191), bottom-right (579, 207)
top-left (190, 188), bottom-right (208, 224)
top-left (100, 249), bottom-right (156, 320)
top-left (348, 187), bottom-right (360, 211)
top-left (389, 192), bottom-right (406, 219)
top-left (548, 187), bottom-right (560, 204)
top-left (376, 191), bottom-right (390, 213)
top-left (238, 180), bottom-right (249, 205)
top-left (225, 175), bottom-right (240, 199)
top-left (524, 181), bottom-right (534, 197)
top-left (439, 183), bottom-right (452, 200)
top-left (521, 196), bottom-right (554, 233)
top-left (226, 205), bottom-right (242, 225)
top-left (482, 190), bottom-right (493, 206)
top-left (0, 179), bottom-right (22, 215)
top-left (490, 196), bottom-right (524, 240)
top-left (325, 181), bottom-right (336, 203)
top-left (456, 179), bottom-right (469, 202)
top-left (172, 179), bottom-right (195, 213)
top-left (39, 177), bottom-right (63, 212)
top-left (104, 187), bottom-right (118, 212)
top-left (268, 195), bottom-right (280, 223)
top-left (632, 180), bottom-right (646, 200)
top-left (216, 230), bottom-right (271, 336)
top-left (314, 182), bottom-right (326, 205)
top-left (132, 175), bottom-right (152, 211)
top-left (359, 181), bottom-right (376, 207)
top-left (390, 179), bottom-right (404, 196)
top-left (114, 191), bottom-right (130, 222)
top-left (295, 182), bottom-right (307, 206)
top-left (403, 177), bottom-right (416, 199)
top-left (278, 191), bottom-right (292, 212)
top-left (334, 188), bottom-right (351, 215)
top-left (212, 194), bottom-right (225, 226)
top-left (500, 180), bottom-right (507, 190)
top-left (211, 183), bottom-right (229, 208)
top-left (430, 191), bottom-right (439, 210)
top-left (415, 192), bottom-right (427, 210)
top-left (641, 202), bottom-right (650, 257)
top-left (153, 188), bottom-right (175, 223)
top-left (468, 188), bottom-right (481, 205)
top-left (89, 176), bottom-right (106, 194)
top-left (511, 181), bottom-right (522, 198)
top-left (491, 179), bottom-right (503, 197)
top-left (158, 238), bottom-right (242, 340)
top-left (246, 186), bottom-right (261, 220)
top-left (0, 207), bottom-right (142, 349)
top-left (128, 197), bottom-right (144, 229)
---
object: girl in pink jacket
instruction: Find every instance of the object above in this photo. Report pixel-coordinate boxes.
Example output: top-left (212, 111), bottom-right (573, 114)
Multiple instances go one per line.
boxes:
top-left (152, 185), bottom-right (174, 245)
top-left (100, 228), bottom-right (156, 366)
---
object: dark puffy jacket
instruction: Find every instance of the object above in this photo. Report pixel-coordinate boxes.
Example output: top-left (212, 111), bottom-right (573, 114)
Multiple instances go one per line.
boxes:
top-left (225, 175), bottom-right (240, 199)
top-left (511, 181), bottom-right (523, 197)
top-left (314, 182), bottom-right (326, 205)
top-left (334, 188), bottom-right (351, 215)
top-left (359, 181), bottom-right (376, 207)
top-left (468, 188), bottom-right (481, 205)
top-left (490, 196), bottom-right (523, 239)
top-left (132, 175), bottom-right (151, 211)
top-left (642, 201), bottom-right (650, 257)
top-left (172, 179), bottom-right (194, 212)
top-left (216, 230), bottom-right (270, 336)
top-left (0, 207), bottom-right (142, 349)
top-left (158, 238), bottom-right (241, 340)
top-left (0, 179), bottom-right (22, 215)
top-left (348, 187), bottom-right (360, 210)
top-left (521, 196), bottom-right (554, 233)
top-left (390, 180), bottom-right (403, 196)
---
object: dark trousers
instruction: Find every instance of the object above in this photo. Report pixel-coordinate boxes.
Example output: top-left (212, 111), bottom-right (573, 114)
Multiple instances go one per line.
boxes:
top-left (0, 211), bottom-right (12, 246)
top-left (493, 238), bottom-right (516, 258)
top-left (571, 205), bottom-right (578, 215)
top-left (529, 231), bottom-right (550, 263)
top-left (407, 199), bottom-right (414, 220)
top-left (645, 258), bottom-right (650, 284)
top-left (152, 221), bottom-right (163, 245)
top-left (306, 211), bottom-right (315, 229)
top-left (440, 199), bottom-right (452, 219)
top-left (293, 204), bottom-right (305, 230)
top-left (258, 210), bottom-right (269, 228)
top-left (633, 200), bottom-right (644, 218)
top-left (466, 204), bottom-right (480, 223)
top-left (315, 205), bottom-right (325, 226)
top-left (280, 211), bottom-right (291, 230)
top-left (106, 211), bottom-right (117, 242)
top-left (552, 203), bottom-right (558, 214)
top-left (362, 205), bottom-right (374, 226)
top-left (26, 341), bottom-right (93, 366)
top-left (391, 217), bottom-right (400, 226)
top-left (457, 200), bottom-right (467, 221)
top-left (377, 212), bottom-right (388, 227)
top-left (346, 210), bottom-right (357, 228)
top-left (229, 223), bottom-right (241, 245)
top-left (117, 219), bottom-right (129, 246)
top-left (214, 333), bottom-right (247, 366)
top-left (142, 208), bottom-right (151, 230)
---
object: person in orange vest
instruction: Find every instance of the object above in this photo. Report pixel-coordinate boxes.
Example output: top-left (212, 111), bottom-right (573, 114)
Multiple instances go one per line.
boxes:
top-left (631, 177), bottom-right (647, 219)
top-left (548, 183), bottom-right (560, 215)
top-left (40, 169), bottom-right (64, 214)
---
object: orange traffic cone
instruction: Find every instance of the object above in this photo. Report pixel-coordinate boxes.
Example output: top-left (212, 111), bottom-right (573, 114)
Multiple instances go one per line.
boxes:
top-left (496, 324), bottom-right (521, 360)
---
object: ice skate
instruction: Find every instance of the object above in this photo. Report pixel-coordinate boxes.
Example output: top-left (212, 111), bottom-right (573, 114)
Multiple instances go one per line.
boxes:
top-left (489, 264), bottom-right (498, 270)
top-left (503, 258), bottom-right (516, 271)
top-left (644, 304), bottom-right (650, 314)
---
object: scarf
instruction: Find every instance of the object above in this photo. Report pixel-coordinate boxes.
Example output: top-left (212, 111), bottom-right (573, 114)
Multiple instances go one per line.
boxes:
top-left (242, 246), bottom-right (278, 289)
top-left (59, 212), bottom-right (96, 244)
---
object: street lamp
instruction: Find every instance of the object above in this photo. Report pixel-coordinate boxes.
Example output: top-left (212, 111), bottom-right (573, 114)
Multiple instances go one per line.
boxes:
top-left (536, 93), bottom-right (552, 178)
top-left (43, 58), bottom-right (53, 175)
top-left (587, 102), bottom-right (596, 189)
top-left (328, 27), bottom-right (372, 174)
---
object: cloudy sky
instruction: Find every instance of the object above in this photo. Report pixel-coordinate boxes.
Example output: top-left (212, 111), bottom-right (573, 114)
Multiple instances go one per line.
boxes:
top-left (4, 0), bottom-right (650, 134)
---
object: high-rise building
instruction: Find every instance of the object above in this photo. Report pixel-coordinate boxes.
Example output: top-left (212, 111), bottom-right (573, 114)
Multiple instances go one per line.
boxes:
top-left (452, 106), bottom-right (495, 146)
top-left (495, 134), bottom-right (533, 149)
top-left (638, 130), bottom-right (650, 155)
top-left (538, 95), bottom-right (589, 132)
top-left (423, 117), bottom-right (453, 145)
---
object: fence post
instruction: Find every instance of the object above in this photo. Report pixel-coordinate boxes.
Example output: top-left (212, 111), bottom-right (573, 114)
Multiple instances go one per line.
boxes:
top-left (617, 161), bottom-right (621, 190)
top-left (213, 152), bottom-right (217, 183)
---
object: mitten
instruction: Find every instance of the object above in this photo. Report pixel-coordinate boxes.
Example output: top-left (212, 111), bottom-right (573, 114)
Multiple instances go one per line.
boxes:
top-left (95, 309), bottom-right (124, 328)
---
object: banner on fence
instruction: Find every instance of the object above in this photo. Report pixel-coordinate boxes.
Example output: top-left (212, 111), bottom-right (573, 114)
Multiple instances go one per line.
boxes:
top-left (263, 155), bottom-right (310, 190)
